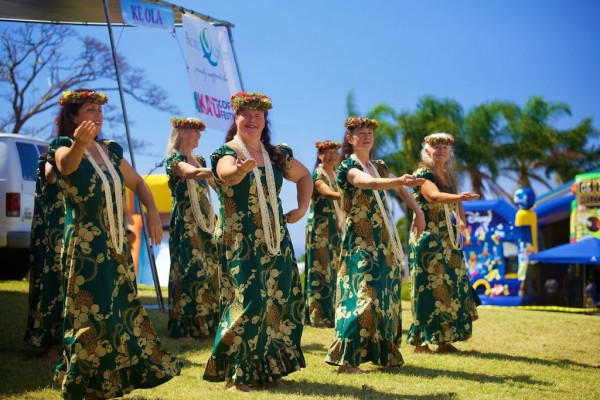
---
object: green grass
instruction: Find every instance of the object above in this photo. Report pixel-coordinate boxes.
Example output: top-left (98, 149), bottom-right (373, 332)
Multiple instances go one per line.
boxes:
top-left (2, 280), bottom-right (599, 400)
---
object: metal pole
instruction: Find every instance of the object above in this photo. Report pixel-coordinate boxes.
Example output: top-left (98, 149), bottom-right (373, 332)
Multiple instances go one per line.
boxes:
top-left (102, 0), bottom-right (165, 311)
top-left (225, 25), bottom-right (245, 91)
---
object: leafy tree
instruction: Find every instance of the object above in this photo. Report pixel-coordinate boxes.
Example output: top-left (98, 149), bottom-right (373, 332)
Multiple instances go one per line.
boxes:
top-left (495, 96), bottom-right (599, 189)
top-left (0, 23), bottom-right (179, 144)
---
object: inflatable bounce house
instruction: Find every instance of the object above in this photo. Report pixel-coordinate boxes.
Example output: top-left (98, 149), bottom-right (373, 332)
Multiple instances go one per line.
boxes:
top-left (571, 171), bottom-right (600, 242)
top-left (462, 188), bottom-right (538, 306)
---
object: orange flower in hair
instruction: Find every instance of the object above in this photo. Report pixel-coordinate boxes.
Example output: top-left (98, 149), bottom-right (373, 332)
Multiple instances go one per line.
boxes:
top-left (344, 117), bottom-right (379, 130)
top-left (170, 117), bottom-right (206, 130)
top-left (315, 140), bottom-right (342, 151)
top-left (59, 90), bottom-right (108, 106)
top-left (230, 91), bottom-right (272, 111)
top-left (424, 133), bottom-right (455, 146)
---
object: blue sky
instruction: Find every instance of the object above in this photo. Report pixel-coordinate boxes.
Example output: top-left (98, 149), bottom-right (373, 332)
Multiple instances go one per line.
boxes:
top-left (4, 0), bottom-right (600, 254)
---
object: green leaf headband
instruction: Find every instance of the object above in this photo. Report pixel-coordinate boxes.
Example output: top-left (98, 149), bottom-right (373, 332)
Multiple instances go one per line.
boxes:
top-left (344, 117), bottom-right (379, 130)
top-left (170, 117), bottom-right (206, 131)
top-left (315, 140), bottom-right (342, 150)
top-left (424, 133), bottom-right (455, 145)
top-left (59, 90), bottom-right (108, 106)
top-left (230, 91), bottom-right (272, 111)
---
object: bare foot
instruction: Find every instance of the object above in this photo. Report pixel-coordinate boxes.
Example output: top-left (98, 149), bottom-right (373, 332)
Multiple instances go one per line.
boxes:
top-left (178, 336), bottom-right (195, 343)
top-left (437, 343), bottom-right (459, 353)
top-left (414, 344), bottom-right (434, 354)
top-left (265, 379), bottom-right (284, 388)
top-left (337, 365), bottom-right (367, 374)
top-left (225, 382), bottom-right (253, 392)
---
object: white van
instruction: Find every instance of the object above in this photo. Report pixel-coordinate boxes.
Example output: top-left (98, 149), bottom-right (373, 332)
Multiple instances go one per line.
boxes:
top-left (0, 133), bottom-right (49, 279)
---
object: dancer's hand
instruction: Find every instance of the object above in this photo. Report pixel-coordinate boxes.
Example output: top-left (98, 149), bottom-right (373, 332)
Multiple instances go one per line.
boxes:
top-left (283, 209), bottom-right (303, 224)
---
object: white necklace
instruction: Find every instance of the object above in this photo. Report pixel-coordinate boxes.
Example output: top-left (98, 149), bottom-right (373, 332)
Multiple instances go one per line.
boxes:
top-left (84, 141), bottom-right (124, 255)
top-left (185, 158), bottom-right (215, 234)
top-left (444, 203), bottom-right (462, 250)
top-left (233, 135), bottom-right (282, 255)
top-left (317, 164), bottom-right (344, 230)
top-left (350, 154), bottom-right (404, 264)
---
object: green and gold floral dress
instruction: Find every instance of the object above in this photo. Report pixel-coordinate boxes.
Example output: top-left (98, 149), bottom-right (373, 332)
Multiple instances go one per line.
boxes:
top-left (166, 151), bottom-right (220, 338)
top-left (203, 144), bottom-right (305, 385)
top-left (304, 168), bottom-right (341, 327)
top-left (326, 158), bottom-right (404, 368)
top-left (407, 167), bottom-right (480, 346)
top-left (24, 154), bottom-right (65, 350)
top-left (48, 137), bottom-right (182, 400)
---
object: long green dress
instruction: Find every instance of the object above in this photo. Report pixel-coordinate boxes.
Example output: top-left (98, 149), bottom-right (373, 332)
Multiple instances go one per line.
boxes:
top-left (304, 167), bottom-right (341, 327)
top-left (325, 158), bottom-right (404, 368)
top-left (166, 151), bottom-right (220, 338)
top-left (407, 167), bottom-right (480, 346)
top-left (24, 154), bottom-right (65, 350)
top-left (203, 144), bottom-right (305, 385)
top-left (48, 137), bottom-right (182, 400)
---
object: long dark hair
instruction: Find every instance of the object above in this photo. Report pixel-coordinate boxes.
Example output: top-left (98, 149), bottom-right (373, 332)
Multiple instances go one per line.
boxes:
top-left (225, 110), bottom-right (284, 171)
top-left (53, 88), bottom-right (100, 139)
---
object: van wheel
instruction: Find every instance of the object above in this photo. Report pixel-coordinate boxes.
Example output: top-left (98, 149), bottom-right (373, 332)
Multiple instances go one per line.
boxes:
top-left (0, 249), bottom-right (30, 280)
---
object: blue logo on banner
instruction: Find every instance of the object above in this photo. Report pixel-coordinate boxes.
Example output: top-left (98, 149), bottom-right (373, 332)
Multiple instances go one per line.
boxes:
top-left (200, 28), bottom-right (219, 67)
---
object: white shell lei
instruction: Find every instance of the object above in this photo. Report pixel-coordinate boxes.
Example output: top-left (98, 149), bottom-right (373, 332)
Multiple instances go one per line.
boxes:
top-left (317, 164), bottom-right (344, 230)
top-left (350, 154), bottom-right (404, 263)
top-left (84, 141), bottom-right (124, 255)
top-left (233, 135), bottom-right (282, 255)
top-left (186, 171), bottom-right (215, 234)
top-left (444, 203), bottom-right (462, 250)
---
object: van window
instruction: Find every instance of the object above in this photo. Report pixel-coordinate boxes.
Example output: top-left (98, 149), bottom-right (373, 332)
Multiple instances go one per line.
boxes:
top-left (15, 142), bottom-right (39, 181)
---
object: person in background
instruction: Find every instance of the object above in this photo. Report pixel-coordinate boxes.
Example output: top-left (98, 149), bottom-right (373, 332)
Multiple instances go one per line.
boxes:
top-left (203, 92), bottom-right (312, 392)
top-left (49, 88), bottom-right (182, 400)
top-left (325, 117), bottom-right (425, 374)
top-left (407, 133), bottom-right (481, 354)
top-left (24, 152), bottom-right (64, 362)
top-left (165, 117), bottom-right (220, 340)
top-left (304, 139), bottom-right (344, 328)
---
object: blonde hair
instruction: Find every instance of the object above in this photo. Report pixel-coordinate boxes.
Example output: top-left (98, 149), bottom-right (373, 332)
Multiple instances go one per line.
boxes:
top-left (419, 133), bottom-right (458, 193)
top-left (166, 127), bottom-right (180, 156)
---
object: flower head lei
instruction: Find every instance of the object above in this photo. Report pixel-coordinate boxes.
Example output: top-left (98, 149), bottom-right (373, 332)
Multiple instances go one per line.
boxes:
top-left (58, 90), bottom-right (108, 106)
top-left (230, 91), bottom-right (272, 112)
top-left (315, 140), bottom-right (342, 151)
top-left (424, 133), bottom-right (455, 146)
top-left (171, 117), bottom-right (206, 131)
top-left (344, 117), bottom-right (379, 130)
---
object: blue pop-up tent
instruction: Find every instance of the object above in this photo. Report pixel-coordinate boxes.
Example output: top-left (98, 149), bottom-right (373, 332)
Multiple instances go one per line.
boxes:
top-left (529, 237), bottom-right (600, 265)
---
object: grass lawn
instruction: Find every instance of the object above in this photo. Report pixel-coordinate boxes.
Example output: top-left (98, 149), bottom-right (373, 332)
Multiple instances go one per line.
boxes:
top-left (1, 279), bottom-right (599, 400)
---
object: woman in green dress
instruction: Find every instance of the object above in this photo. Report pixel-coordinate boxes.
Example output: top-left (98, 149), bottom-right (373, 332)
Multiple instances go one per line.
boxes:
top-left (325, 117), bottom-right (425, 374)
top-left (203, 92), bottom-right (312, 392)
top-left (305, 140), bottom-right (343, 328)
top-left (407, 133), bottom-right (480, 354)
top-left (165, 117), bottom-right (220, 339)
top-left (24, 153), bottom-right (64, 361)
top-left (49, 89), bottom-right (182, 400)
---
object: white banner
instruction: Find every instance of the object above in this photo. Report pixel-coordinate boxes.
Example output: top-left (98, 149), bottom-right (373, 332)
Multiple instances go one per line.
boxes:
top-left (182, 14), bottom-right (240, 132)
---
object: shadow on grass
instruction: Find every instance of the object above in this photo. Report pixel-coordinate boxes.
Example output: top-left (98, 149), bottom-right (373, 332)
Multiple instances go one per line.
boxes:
top-left (0, 292), bottom-right (61, 396)
top-left (456, 350), bottom-right (600, 369)
top-left (380, 364), bottom-right (551, 387)
top-left (265, 380), bottom-right (458, 399)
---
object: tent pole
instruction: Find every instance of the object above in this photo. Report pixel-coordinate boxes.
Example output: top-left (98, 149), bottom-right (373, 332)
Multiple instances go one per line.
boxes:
top-left (102, 0), bottom-right (165, 312)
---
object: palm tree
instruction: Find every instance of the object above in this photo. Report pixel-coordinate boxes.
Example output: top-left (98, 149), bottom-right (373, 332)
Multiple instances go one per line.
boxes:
top-left (494, 96), bottom-right (598, 190)
top-left (460, 102), bottom-right (508, 198)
